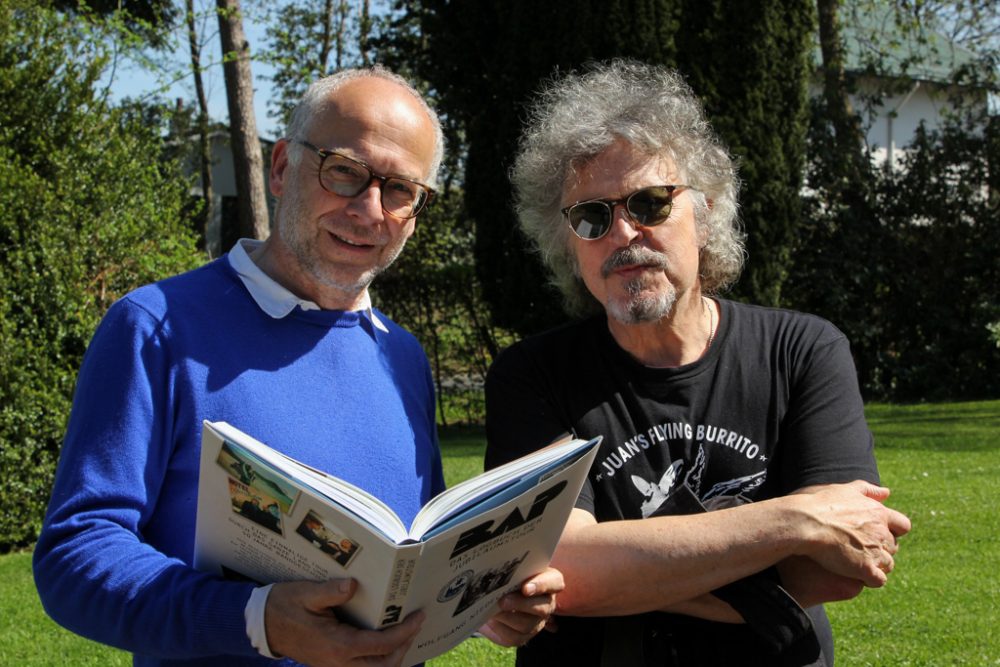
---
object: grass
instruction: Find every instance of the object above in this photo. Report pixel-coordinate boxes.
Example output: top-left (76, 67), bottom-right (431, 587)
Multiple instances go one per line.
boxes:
top-left (825, 401), bottom-right (1000, 666)
top-left (3, 400), bottom-right (998, 665)
top-left (0, 551), bottom-right (130, 666)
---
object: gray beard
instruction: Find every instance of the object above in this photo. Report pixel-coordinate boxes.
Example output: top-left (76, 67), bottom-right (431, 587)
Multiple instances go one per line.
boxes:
top-left (275, 190), bottom-right (404, 297)
top-left (602, 245), bottom-right (676, 324)
top-left (607, 277), bottom-right (676, 324)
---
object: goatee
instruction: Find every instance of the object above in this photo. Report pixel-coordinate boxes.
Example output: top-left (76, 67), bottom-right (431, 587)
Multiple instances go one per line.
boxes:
top-left (602, 245), bottom-right (675, 324)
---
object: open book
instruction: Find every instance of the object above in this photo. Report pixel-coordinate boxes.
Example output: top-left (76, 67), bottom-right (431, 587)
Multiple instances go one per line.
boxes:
top-left (193, 420), bottom-right (600, 666)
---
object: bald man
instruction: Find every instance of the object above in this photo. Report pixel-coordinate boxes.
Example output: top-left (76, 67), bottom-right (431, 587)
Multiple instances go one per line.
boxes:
top-left (34, 66), bottom-right (560, 667)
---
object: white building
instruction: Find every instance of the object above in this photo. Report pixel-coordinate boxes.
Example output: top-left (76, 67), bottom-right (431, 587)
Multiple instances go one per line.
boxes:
top-left (185, 131), bottom-right (274, 257)
top-left (811, 7), bottom-right (992, 171)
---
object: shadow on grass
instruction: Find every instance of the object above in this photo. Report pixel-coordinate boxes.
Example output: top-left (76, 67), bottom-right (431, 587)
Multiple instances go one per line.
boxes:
top-left (438, 425), bottom-right (487, 458)
top-left (867, 400), bottom-right (1000, 452)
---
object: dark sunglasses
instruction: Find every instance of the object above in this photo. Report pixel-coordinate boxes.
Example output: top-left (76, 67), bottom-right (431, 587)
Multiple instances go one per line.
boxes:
top-left (561, 185), bottom-right (691, 240)
top-left (294, 140), bottom-right (435, 219)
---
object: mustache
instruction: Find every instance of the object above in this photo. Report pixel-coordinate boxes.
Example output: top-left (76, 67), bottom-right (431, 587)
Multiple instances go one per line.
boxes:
top-left (601, 244), bottom-right (670, 278)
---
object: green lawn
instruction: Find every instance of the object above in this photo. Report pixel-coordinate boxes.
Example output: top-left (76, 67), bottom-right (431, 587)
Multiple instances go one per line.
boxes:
top-left (825, 401), bottom-right (1000, 666)
top-left (3, 401), bottom-right (998, 666)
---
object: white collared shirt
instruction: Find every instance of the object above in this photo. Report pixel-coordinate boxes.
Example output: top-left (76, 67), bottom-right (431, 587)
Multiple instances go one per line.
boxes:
top-left (227, 238), bottom-right (388, 333)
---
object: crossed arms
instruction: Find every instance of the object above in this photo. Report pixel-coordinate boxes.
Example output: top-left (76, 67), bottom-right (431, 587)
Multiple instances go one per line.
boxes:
top-left (549, 480), bottom-right (910, 621)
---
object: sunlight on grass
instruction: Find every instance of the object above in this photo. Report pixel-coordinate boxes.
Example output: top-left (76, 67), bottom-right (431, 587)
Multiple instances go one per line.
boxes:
top-left (0, 552), bottom-right (131, 666)
top-left (427, 635), bottom-right (515, 667)
top-left (825, 402), bottom-right (1000, 666)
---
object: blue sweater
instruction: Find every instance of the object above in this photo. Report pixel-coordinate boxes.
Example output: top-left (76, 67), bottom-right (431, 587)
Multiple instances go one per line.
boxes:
top-left (33, 257), bottom-right (445, 666)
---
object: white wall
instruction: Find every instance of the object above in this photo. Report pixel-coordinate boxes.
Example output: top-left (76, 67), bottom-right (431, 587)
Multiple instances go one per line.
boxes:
top-left (809, 77), bottom-right (988, 171)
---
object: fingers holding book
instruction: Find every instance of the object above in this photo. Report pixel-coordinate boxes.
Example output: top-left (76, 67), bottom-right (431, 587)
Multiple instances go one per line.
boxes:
top-left (477, 567), bottom-right (565, 647)
top-left (264, 579), bottom-right (425, 667)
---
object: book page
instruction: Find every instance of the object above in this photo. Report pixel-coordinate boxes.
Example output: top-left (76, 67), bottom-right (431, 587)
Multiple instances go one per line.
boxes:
top-left (205, 421), bottom-right (409, 541)
top-left (193, 423), bottom-right (409, 627)
top-left (409, 437), bottom-right (600, 540)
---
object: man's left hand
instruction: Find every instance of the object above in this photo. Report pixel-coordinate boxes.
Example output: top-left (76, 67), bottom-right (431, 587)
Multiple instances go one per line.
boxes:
top-left (477, 567), bottom-right (564, 647)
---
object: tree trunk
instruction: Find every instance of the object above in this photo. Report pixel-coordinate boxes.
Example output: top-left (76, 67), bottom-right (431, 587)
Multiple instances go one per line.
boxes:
top-left (358, 0), bottom-right (371, 66)
top-left (816, 0), bottom-right (866, 170)
top-left (321, 0), bottom-right (335, 71)
top-left (216, 0), bottom-right (269, 241)
top-left (186, 0), bottom-right (213, 251)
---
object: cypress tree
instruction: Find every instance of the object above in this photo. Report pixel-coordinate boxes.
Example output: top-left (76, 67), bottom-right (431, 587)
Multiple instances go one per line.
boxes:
top-left (676, 0), bottom-right (815, 306)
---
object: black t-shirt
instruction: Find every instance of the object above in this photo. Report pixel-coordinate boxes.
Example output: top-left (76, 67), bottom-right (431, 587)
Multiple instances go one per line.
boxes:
top-left (485, 300), bottom-right (879, 666)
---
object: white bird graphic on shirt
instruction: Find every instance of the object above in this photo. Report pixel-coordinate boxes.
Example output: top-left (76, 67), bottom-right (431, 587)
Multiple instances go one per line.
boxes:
top-left (632, 459), bottom-right (684, 518)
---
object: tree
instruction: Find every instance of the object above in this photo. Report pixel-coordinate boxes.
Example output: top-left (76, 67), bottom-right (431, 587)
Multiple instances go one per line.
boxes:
top-left (358, 0), bottom-right (372, 65)
top-left (880, 0), bottom-right (1000, 85)
top-left (786, 0), bottom-right (999, 398)
top-left (216, 0), bottom-right (269, 240)
top-left (263, 2), bottom-right (505, 424)
top-left (674, 0), bottom-right (814, 307)
top-left (816, 0), bottom-right (869, 164)
top-left (0, 1), bottom-right (203, 549)
top-left (185, 0), bottom-right (214, 246)
top-left (264, 0), bottom-right (356, 129)
top-left (795, 0), bottom-right (885, 389)
top-left (874, 119), bottom-right (1000, 398)
top-left (53, 0), bottom-right (177, 46)
top-left (373, 192), bottom-right (511, 427)
top-left (402, 0), bottom-right (680, 336)
top-left (54, 0), bottom-right (224, 250)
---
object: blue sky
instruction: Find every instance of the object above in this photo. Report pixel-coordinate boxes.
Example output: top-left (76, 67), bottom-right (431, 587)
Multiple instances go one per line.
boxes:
top-left (106, 11), bottom-right (282, 140)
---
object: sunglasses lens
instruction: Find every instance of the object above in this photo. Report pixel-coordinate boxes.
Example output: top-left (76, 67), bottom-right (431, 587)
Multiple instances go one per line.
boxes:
top-left (627, 186), bottom-right (674, 226)
top-left (568, 203), bottom-right (612, 240)
top-left (566, 186), bottom-right (681, 239)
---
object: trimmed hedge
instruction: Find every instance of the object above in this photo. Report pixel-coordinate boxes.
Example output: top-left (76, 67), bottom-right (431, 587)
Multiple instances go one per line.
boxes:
top-left (0, 3), bottom-right (203, 550)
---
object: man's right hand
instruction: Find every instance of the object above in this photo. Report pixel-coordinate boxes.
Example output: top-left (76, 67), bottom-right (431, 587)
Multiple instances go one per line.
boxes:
top-left (791, 480), bottom-right (911, 588)
top-left (265, 579), bottom-right (424, 667)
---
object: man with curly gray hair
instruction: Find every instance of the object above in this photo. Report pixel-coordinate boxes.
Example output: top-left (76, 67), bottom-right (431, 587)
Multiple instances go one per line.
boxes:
top-left (512, 59), bottom-right (745, 319)
top-left (484, 60), bottom-right (909, 666)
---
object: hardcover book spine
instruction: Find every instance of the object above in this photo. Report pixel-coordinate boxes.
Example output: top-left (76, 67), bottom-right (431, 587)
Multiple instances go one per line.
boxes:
top-left (375, 543), bottom-right (423, 628)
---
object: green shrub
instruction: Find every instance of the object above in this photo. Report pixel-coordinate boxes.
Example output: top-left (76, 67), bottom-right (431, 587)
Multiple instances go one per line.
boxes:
top-left (0, 2), bottom-right (203, 550)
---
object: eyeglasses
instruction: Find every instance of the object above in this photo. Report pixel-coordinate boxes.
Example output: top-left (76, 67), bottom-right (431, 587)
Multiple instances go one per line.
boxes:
top-left (294, 140), bottom-right (435, 219)
top-left (561, 185), bottom-right (691, 240)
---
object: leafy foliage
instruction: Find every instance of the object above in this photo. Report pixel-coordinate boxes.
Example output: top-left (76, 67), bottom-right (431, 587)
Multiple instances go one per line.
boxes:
top-left (674, 0), bottom-right (814, 306)
top-left (397, 0), bottom-right (682, 335)
top-left (261, 1), bottom-right (498, 422)
top-left (0, 1), bottom-right (203, 550)
top-left (51, 0), bottom-right (177, 48)
top-left (263, 0), bottom-right (377, 131)
top-left (374, 190), bottom-right (514, 428)
top-left (789, 107), bottom-right (1000, 400)
top-left (388, 0), bottom-right (1000, 401)
top-left (786, 0), bottom-right (1000, 401)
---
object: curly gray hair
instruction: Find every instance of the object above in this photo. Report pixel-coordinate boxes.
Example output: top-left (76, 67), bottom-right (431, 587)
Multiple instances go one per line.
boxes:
top-left (511, 59), bottom-right (746, 316)
top-left (284, 65), bottom-right (445, 189)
